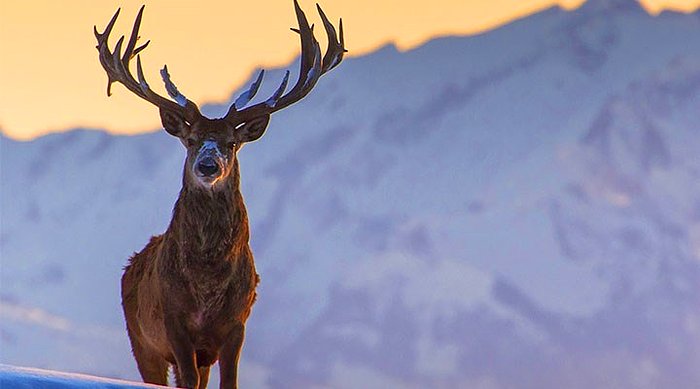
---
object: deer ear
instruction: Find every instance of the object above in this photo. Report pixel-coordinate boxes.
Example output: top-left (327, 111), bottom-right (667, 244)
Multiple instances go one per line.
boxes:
top-left (236, 115), bottom-right (271, 143)
top-left (159, 108), bottom-right (190, 137)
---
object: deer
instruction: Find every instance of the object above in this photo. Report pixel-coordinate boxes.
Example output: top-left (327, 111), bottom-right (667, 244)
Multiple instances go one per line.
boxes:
top-left (94, 2), bottom-right (345, 388)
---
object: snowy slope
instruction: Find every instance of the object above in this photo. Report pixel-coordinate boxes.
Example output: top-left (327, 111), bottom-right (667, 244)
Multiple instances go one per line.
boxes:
top-left (0, 365), bottom-right (164, 388)
top-left (2, 0), bottom-right (700, 387)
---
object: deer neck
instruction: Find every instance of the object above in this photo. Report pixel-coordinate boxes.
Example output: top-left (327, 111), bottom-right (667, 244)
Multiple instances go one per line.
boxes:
top-left (168, 165), bottom-right (250, 261)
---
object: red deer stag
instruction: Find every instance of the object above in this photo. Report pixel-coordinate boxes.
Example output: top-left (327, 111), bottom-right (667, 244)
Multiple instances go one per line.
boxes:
top-left (94, 2), bottom-right (345, 388)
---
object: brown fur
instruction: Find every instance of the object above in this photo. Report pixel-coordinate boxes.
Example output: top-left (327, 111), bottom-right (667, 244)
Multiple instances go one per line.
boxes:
top-left (122, 154), bottom-right (260, 389)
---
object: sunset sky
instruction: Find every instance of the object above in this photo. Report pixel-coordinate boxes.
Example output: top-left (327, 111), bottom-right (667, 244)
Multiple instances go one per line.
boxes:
top-left (1, 0), bottom-right (698, 140)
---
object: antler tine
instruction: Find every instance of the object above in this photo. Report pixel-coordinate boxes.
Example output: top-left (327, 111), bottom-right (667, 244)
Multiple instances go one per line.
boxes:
top-left (265, 71), bottom-right (291, 108)
top-left (94, 8), bottom-right (120, 45)
top-left (223, 69), bottom-right (266, 119)
top-left (236, 70), bottom-right (266, 110)
top-left (291, 0), bottom-right (315, 88)
top-left (227, 0), bottom-right (345, 123)
top-left (95, 6), bottom-right (200, 121)
top-left (122, 5), bottom-right (144, 62)
top-left (317, 4), bottom-right (346, 72)
top-left (136, 55), bottom-right (150, 92)
top-left (269, 0), bottom-right (319, 101)
top-left (161, 65), bottom-right (188, 107)
top-left (301, 37), bottom-right (323, 91)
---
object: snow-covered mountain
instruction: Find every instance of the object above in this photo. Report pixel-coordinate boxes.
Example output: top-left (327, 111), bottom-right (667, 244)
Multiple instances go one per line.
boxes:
top-left (2, 0), bottom-right (700, 387)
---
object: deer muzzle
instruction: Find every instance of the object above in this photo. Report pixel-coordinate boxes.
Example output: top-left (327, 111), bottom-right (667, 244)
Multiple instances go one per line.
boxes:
top-left (193, 140), bottom-right (226, 183)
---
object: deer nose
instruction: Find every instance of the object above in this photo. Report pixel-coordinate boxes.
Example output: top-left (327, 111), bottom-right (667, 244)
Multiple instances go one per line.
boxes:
top-left (197, 157), bottom-right (220, 177)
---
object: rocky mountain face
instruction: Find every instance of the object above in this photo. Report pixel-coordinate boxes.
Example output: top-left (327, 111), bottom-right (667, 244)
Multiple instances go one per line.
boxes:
top-left (2, 1), bottom-right (700, 387)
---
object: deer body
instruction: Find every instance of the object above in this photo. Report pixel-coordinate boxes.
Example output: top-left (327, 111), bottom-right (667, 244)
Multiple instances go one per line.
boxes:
top-left (123, 164), bottom-right (257, 388)
top-left (94, 2), bottom-right (345, 387)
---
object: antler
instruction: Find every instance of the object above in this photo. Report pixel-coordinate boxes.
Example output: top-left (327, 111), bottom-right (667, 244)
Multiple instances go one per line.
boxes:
top-left (223, 0), bottom-right (346, 123)
top-left (96, 2), bottom-right (344, 127)
top-left (94, 6), bottom-right (202, 123)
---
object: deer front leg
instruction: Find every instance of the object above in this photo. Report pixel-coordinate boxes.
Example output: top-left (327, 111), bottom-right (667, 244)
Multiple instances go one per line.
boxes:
top-left (219, 323), bottom-right (245, 389)
top-left (198, 365), bottom-right (211, 389)
top-left (165, 319), bottom-right (199, 389)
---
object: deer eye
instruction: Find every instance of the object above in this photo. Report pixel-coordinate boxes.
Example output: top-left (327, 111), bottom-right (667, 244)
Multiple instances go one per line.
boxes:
top-left (226, 141), bottom-right (236, 150)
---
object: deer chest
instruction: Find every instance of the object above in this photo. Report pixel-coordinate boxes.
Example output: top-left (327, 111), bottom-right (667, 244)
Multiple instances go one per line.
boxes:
top-left (182, 258), bottom-right (259, 328)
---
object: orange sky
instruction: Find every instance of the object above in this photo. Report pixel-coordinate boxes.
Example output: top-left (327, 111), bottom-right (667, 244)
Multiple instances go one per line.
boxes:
top-left (1, 0), bottom-right (698, 140)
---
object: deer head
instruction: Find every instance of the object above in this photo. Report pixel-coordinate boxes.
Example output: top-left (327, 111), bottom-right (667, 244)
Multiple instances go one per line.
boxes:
top-left (95, 1), bottom-right (345, 189)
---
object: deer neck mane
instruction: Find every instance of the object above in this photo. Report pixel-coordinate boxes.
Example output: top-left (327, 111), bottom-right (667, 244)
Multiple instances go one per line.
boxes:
top-left (167, 164), bottom-right (250, 261)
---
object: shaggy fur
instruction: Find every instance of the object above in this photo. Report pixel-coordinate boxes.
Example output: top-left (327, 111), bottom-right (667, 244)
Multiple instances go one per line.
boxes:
top-left (122, 152), bottom-right (260, 389)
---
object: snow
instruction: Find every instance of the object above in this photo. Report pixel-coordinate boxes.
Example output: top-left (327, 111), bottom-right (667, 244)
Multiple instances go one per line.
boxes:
top-left (0, 365), bottom-right (163, 388)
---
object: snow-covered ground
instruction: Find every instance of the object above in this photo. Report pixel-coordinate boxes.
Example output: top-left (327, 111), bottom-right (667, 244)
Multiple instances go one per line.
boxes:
top-left (0, 365), bottom-right (164, 388)
top-left (2, 0), bottom-right (700, 387)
